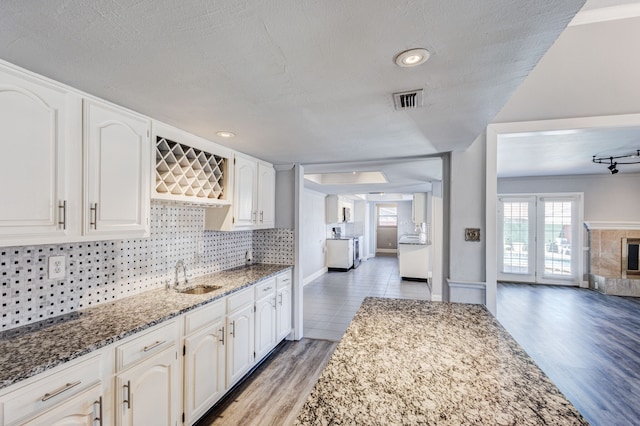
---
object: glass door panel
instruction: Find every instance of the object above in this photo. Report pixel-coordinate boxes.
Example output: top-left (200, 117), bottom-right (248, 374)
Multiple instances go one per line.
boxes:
top-left (498, 196), bottom-right (536, 282)
top-left (537, 197), bottom-right (578, 284)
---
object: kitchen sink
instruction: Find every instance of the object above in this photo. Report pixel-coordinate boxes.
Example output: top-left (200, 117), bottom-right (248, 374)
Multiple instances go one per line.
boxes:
top-left (178, 285), bottom-right (222, 295)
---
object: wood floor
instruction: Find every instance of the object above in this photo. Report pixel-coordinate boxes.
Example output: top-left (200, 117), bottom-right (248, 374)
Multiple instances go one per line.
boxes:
top-left (196, 338), bottom-right (337, 426)
top-left (498, 283), bottom-right (640, 426)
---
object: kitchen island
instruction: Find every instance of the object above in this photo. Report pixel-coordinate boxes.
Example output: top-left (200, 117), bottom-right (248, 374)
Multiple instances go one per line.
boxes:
top-left (296, 298), bottom-right (587, 425)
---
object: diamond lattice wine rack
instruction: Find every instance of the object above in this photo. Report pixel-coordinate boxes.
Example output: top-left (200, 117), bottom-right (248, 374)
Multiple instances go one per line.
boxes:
top-left (154, 137), bottom-right (228, 203)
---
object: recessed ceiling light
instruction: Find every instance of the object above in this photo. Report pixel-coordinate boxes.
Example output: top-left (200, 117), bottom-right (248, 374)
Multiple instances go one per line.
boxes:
top-left (394, 48), bottom-right (430, 68)
top-left (216, 131), bottom-right (235, 138)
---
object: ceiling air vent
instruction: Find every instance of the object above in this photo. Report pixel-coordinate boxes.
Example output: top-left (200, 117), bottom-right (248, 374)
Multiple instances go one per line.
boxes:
top-left (392, 89), bottom-right (424, 110)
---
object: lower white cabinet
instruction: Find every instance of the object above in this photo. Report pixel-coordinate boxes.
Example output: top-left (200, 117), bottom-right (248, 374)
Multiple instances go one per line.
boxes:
top-left (0, 269), bottom-right (294, 426)
top-left (226, 287), bottom-right (255, 388)
top-left (0, 353), bottom-right (105, 426)
top-left (115, 345), bottom-right (180, 426)
top-left (254, 278), bottom-right (277, 361)
top-left (183, 301), bottom-right (226, 425)
top-left (23, 384), bottom-right (103, 426)
top-left (276, 272), bottom-right (293, 341)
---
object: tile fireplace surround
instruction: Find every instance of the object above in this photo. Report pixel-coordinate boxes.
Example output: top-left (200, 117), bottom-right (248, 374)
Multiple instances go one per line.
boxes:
top-left (588, 224), bottom-right (640, 297)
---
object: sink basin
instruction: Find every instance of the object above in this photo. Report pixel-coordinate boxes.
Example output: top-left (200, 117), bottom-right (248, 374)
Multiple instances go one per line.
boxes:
top-left (178, 285), bottom-right (222, 295)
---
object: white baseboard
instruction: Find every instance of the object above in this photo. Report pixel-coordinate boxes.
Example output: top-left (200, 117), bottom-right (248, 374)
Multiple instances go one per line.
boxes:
top-left (447, 279), bottom-right (486, 305)
top-left (303, 267), bottom-right (328, 286)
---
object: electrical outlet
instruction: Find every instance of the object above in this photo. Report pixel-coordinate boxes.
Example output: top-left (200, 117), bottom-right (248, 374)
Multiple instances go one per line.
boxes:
top-left (49, 255), bottom-right (66, 280)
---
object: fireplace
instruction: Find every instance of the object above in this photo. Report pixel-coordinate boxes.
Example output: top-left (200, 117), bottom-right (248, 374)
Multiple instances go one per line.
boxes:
top-left (622, 238), bottom-right (640, 278)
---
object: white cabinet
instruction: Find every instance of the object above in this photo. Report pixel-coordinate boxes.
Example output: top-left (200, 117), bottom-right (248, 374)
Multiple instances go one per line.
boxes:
top-left (226, 287), bottom-right (255, 387)
top-left (326, 239), bottom-right (354, 270)
top-left (257, 163), bottom-right (275, 228)
top-left (412, 192), bottom-right (430, 224)
top-left (84, 100), bottom-right (150, 237)
top-left (254, 278), bottom-right (277, 361)
top-left (0, 353), bottom-right (105, 426)
top-left (326, 195), bottom-right (353, 224)
top-left (115, 345), bottom-right (179, 426)
top-left (183, 301), bottom-right (226, 425)
top-left (232, 155), bottom-right (275, 230)
top-left (22, 384), bottom-right (103, 426)
top-left (233, 156), bottom-right (258, 228)
top-left (0, 66), bottom-right (80, 246)
top-left (276, 272), bottom-right (292, 341)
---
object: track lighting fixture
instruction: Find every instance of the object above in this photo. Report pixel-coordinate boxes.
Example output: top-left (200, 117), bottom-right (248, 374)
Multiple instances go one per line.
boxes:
top-left (592, 149), bottom-right (640, 174)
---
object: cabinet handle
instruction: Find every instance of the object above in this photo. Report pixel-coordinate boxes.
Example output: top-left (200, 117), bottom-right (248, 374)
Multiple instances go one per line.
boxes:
top-left (252, 211), bottom-right (257, 223)
top-left (143, 340), bottom-right (165, 352)
top-left (262, 287), bottom-right (273, 292)
top-left (260, 210), bottom-right (264, 223)
top-left (94, 396), bottom-right (103, 426)
top-left (58, 200), bottom-right (67, 230)
top-left (219, 326), bottom-right (225, 345)
top-left (123, 380), bottom-right (131, 409)
top-left (279, 293), bottom-right (283, 305)
top-left (272, 297), bottom-right (277, 309)
top-left (41, 380), bottom-right (81, 401)
top-left (230, 321), bottom-right (235, 338)
top-left (90, 203), bottom-right (98, 229)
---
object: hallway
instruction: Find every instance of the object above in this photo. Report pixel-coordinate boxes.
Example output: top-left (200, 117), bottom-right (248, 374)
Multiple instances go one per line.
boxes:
top-left (303, 255), bottom-right (431, 341)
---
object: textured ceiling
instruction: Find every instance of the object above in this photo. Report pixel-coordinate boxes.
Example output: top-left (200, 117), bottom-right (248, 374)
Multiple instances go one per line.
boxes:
top-left (0, 0), bottom-right (584, 169)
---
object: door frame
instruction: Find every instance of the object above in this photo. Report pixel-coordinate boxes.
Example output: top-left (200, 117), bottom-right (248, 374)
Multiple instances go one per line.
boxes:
top-left (374, 203), bottom-right (398, 254)
top-left (486, 113), bottom-right (640, 314)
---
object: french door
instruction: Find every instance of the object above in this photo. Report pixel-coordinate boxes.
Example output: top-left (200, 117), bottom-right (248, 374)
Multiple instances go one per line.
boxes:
top-left (498, 194), bottom-right (582, 285)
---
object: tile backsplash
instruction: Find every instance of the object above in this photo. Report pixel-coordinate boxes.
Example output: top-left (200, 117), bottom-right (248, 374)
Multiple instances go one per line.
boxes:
top-left (0, 202), bottom-right (294, 331)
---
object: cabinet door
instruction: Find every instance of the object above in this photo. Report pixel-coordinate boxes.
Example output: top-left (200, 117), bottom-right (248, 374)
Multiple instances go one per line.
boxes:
top-left (233, 156), bottom-right (257, 228)
top-left (257, 163), bottom-right (275, 228)
top-left (226, 304), bottom-right (254, 387)
top-left (254, 294), bottom-right (276, 361)
top-left (23, 384), bottom-right (103, 426)
top-left (0, 67), bottom-right (77, 244)
top-left (183, 318), bottom-right (226, 425)
top-left (276, 283), bottom-right (292, 341)
top-left (116, 345), bottom-right (179, 426)
top-left (84, 99), bottom-right (150, 237)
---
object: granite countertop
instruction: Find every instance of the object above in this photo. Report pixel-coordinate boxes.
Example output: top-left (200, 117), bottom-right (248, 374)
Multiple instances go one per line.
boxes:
top-left (0, 263), bottom-right (291, 390)
top-left (296, 298), bottom-right (587, 425)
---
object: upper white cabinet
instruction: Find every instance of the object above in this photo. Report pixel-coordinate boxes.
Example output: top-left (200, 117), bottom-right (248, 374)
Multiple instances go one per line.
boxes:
top-left (233, 155), bottom-right (258, 228)
top-left (0, 66), bottom-right (81, 246)
top-left (230, 155), bottom-right (275, 230)
top-left (84, 100), bottom-right (150, 237)
top-left (257, 163), bottom-right (275, 228)
top-left (326, 195), bottom-right (353, 224)
top-left (412, 192), bottom-right (430, 224)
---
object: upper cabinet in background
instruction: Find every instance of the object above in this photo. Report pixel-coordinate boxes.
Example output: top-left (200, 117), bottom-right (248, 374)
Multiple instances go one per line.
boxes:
top-left (84, 100), bottom-right (150, 237)
top-left (412, 192), bottom-right (430, 224)
top-left (326, 195), bottom-right (354, 224)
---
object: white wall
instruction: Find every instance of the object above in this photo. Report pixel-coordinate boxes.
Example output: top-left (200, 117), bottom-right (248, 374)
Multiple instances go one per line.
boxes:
top-left (301, 189), bottom-right (327, 283)
top-left (275, 168), bottom-right (295, 228)
top-left (450, 135), bottom-right (486, 283)
top-left (498, 173), bottom-right (640, 222)
top-left (495, 17), bottom-right (640, 122)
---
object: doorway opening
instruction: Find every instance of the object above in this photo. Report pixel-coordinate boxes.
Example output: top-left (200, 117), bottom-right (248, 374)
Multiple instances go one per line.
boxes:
top-left (375, 204), bottom-right (398, 255)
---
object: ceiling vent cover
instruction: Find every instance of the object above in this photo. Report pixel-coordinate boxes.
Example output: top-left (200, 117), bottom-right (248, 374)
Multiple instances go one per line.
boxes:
top-left (393, 89), bottom-right (424, 110)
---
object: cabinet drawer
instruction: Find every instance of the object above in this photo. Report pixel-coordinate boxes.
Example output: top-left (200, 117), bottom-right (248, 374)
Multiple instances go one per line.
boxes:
top-left (276, 271), bottom-right (292, 289)
top-left (184, 299), bottom-right (226, 335)
top-left (227, 286), bottom-right (254, 313)
top-left (116, 319), bottom-right (178, 371)
top-left (254, 277), bottom-right (276, 301)
top-left (1, 353), bottom-right (103, 426)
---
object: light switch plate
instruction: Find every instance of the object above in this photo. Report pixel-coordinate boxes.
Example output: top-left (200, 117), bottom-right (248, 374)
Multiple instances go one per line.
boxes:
top-left (49, 255), bottom-right (66, 280)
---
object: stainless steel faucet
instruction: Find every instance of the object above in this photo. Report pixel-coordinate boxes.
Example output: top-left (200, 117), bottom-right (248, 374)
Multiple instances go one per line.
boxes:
top-left (175, 260), bottom-right (188, 289)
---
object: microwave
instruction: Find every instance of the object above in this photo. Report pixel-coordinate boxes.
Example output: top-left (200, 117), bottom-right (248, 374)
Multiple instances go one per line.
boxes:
top-left (342, 207), bottom-right (351, 223)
